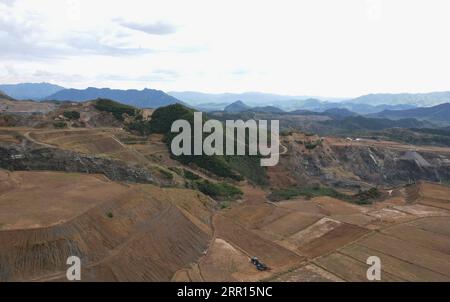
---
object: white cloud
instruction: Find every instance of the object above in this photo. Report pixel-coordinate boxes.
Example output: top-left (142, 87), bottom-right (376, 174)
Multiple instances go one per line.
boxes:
top-left (1, 0), bottom-right (450, 97)
top-left (115, 18), bottom-right (177, 35)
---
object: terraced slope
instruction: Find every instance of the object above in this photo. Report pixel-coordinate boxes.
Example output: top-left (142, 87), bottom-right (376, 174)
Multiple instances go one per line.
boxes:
top-left (0, 171), bottom-right (214, 281)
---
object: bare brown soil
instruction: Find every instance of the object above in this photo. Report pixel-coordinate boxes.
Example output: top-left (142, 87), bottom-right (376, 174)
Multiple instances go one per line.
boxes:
top-left (2, 127), bottom-right (450, 282)
top-left (310, 214), bottom-right (450, 281)
top-left (326, 137), bottom-right (450, 155)
top-left (0, 99), bottom-right (56, 114)
top-left (0, 171), bottom-right (214, 281)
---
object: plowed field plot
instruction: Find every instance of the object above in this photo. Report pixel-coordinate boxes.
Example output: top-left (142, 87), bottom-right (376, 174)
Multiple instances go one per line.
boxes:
top-left (409, 216), bottom-right (450, 237)
top-left (412, 182), bottom-right (450, 210)
top-left (330, 213), bottom-right (380, 228)
top-left (214, 215), bottom-right (305, 271)
top-left (393, 204), bottom-right (449, 217)
top-left (360, 235), bottom-right (450, 277)
top-left (0, 171), bottom-right (128, 230)
top-left (319, 217), bottom-right (450, 281)
top-left (222, 203), bottom-right (293, 229)
top-left (273, 264), bottom-right (343, 282)
top-left (339, 244), bottom-right (449, 281)
top-left (260, 211), bottom-right (322, 238)
top-left (297, 223), bottom-right (368, 258)
top-left (366, 208), bottom-right (413, 223)
top-left (28, 129), bottom-right (145, 163)
top-left (312, 197), bottom-right (367, 215)
top-left (314, 252), bottom-right (404, 282)
top-left (381, 225), bottom-right (450, 254)
top-left (275, 199), bottom-right (325, 214)
top-left (198, 238), bottom-right (269, 282)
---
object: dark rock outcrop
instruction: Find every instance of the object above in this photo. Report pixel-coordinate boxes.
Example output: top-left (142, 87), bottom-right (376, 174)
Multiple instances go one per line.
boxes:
top-left (0, 142), bottom-right (156, 184)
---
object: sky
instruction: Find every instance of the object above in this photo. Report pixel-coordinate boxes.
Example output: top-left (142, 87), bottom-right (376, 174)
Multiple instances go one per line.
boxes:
top-left (1, 0), bottom-right (449, 97)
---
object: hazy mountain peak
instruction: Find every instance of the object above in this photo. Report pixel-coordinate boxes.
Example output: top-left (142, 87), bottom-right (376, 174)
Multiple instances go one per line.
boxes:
top-left (45, 86), bottom-right (181, 109)
top-left (224, 100), bottom-right (251, 113)
top-left (0, 82), bottom-right (65, 100)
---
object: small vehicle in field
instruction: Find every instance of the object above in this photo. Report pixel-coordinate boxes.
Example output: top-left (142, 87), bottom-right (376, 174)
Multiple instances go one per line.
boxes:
top-left (250, 257), bottom-right (268, 271)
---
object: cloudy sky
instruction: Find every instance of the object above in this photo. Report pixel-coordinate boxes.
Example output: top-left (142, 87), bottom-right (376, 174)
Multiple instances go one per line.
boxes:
top-left (1, 0), bottom-right (449, 97)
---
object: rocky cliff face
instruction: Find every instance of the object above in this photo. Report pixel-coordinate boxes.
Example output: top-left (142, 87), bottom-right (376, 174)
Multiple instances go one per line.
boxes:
top-left (273, 133), bottom-right (450, 189)
top-left (329, 145), bottom-right (450, 186)
top-left (0, 141), bottom-right (157, 184)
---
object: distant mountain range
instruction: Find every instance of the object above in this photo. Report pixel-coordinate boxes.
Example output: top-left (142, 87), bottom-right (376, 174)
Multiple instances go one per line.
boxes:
top-left (0, 83), bottom-right (64, 100)
top-left (223, 101), bottom-right (360, 120)
top-left (173, 90), bottom-right (450, 113)
top-left (190, 96), bottom-right (418, 114)
top-left (46, 87), bottom-right (182, 108)
top-left (2, 82), bottom-right (450, 113)
top-left (224, 101), bottom-right (290, 114)
top-left (369, 103), bottom-right (450, 126)
top-left (221, 100), bottom-right (416, 116)
top-left (278, 98), bottom-right (417, 114)
top-left (168, 91), bottom-right (337, 106)
top-left (349, 91), bottom-right (450, 107)
top-left (217, 100), bottom-right (450, 131)
top-left (0, 83), bottom-right (182, 108)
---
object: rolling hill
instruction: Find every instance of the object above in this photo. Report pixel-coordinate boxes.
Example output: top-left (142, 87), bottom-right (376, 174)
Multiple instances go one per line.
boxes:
top-left (224, 100), bottom-right (251, 113)
top-left (0, 90), bottom-right (15, 101)
top-left (45, 87), bottom-right (182, 108)
top-left (322, 108), bottom-right (357, 119)
top-left (0, 83), bottom-right (65, 100)
top-left (250, 106), bottom-right (285, 113)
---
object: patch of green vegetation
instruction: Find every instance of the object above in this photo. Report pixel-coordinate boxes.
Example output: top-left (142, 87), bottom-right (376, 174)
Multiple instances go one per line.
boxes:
top-left (268, 185), bottom-right (381, 205)
top-left (126, 120), bottom-right (152, 136)
top-left (157, 167), bottom-right (174, 180)
top-left (280, 129), bottom-right (294, 136)
top-left (177, 154), bottom-right (242, 181)
top-left (116, 135), bottom-right (147, 145)
top-left (220, 201), bottom-right (231, 209)
top-left (194, 180), bottom-right (243, 200)
top-left (321, 116), bottom-right (429, 135)
top-left (106, 212), bottom-right (114, 218)
top-left (366, 128), bottom-right (450, 148)
top-left (63, 111), bottom-right (80, 120)
top-left (53, 121), bottom-right (67, 129)
top-left (71, 121), bottom-right (86, 128)
top-left (93, 98), bottom-right (136, 121)
top-left (228, 155), bottom-right (267, 185)
top-left (184, 169), bottom-right (201, 180)
top-left (305, 140), bottom-right (321, 150)
top-left (148, 104), bottom-right (265, 182)
top-left (149, 104), bottom-right (195, 134)
top-left (354, 187), bottom-right (381, 204)
top-left (168, 167), bottom-right (183, 175)
top-left (269, 184), bottom-right (346, 201)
